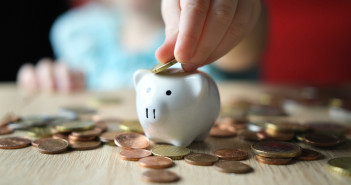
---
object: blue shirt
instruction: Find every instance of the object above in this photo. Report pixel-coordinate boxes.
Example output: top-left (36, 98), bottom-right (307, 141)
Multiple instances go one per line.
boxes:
top-left (51, 3), bottom-right (258, 90)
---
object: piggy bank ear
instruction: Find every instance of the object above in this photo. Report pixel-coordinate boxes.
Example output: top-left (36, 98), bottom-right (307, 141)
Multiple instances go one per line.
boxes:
top-left (134, 69), bottom-right (151, 88)
top-left (186, 73), bottom-right (209, 98)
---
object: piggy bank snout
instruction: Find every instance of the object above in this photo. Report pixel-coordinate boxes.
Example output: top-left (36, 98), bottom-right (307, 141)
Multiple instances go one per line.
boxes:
top-left (143, 101), bottom-right (165, 121)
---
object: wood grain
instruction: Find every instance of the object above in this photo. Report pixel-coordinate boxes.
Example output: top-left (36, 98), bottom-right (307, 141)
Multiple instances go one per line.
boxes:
top-left (0, 83), bottom-right (350, 185)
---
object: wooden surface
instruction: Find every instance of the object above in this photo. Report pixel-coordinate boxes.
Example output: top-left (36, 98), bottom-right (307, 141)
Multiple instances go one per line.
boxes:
top-left (0, 82), bottom-right (350, 185)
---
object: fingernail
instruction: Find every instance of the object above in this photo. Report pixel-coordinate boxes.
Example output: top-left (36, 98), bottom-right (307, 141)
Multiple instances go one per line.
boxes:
top-left (182, 63), bottom-right (197, 72)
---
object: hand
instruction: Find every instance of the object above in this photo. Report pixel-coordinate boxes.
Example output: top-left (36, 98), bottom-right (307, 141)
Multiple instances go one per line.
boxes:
top-left (17, 58), bottom-right (85, 93)
top-left (156, 0), bottom-right (261, 72)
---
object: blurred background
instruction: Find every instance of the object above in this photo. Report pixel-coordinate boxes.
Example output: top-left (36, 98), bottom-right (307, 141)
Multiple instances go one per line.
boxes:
top-left (2, 0), bottom-right (351, 85)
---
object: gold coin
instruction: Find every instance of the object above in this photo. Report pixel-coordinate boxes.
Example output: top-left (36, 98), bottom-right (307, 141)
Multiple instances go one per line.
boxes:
top-left (151, 145), bottom-right (190, 160)
top-left (184, 153), bottom-right (218, 166)
top-left (151, 59), bottom-right (178, 74)
top-left (55, 120), bottom-right (95, 132)
top-left (251, 141), bottom-right (301, 158)
top-left (266, 122), bottom-right (309, 132)
top-left (27, 126), bottom-right (53, 137)
top-left (119, 120), bottom-right (144, 134)
top-left (327, 157), bottom-right (351, 176)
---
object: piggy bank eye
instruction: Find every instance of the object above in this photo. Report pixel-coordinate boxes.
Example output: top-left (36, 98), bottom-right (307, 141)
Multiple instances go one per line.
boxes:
top-left (166, 90), bottom-right (172, 96)
top-left (146, 87), bottom-right (151, 93)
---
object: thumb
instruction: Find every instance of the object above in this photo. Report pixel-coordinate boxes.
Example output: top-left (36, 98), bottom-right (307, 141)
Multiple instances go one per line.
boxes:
top-left (155, 0), bottom-right (180, 63)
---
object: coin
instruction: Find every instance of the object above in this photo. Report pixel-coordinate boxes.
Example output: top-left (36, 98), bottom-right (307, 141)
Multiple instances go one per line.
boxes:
top-left (138, 156), bottom-right (174, 169)
top-left (0, 126), bottom-right (13, 135)
top-left (119, 149), bottom-right (152, 161)
top-left (327, 157), bottom-right (351, 176)
top-left (257, 130), bottom-right (295, 141)
top-left (31, 138), bottom-right (51, 148)
top-left (251, 141), bottom-right (301, 158)
top-left (151, 145), bottom-right (190, 160)
top-left (303, 133), bottom-right (341, 147)
top-left (52, 133), bottom-right (69, 140)
top-left (95, 121), bottom-right (108, 132)
top-left (255, 155), bottom-right (292, 165)
top-left (68, 134), bottom-right (96, 141)
top-left (214, 161), bottom-right (253, 174)
top-left (266, 122), bottom-right (309, 132)
top-left (71, 128), bottom-right (102, 138)
top-left (151, 59), bottom-right (178, 74)
top-left (141, 170), bottom-right (180, 183)
top-left (209, 124), bottom-right (236, 137)
top-left (119, 120), bottom-right (144, 134)
top-left (0, 137), bottom-right (31, 149)
top-left (309, 122), bottom-right (347, 135)
top-left (69, 140), bottom-right (101, 150)
top-left (214, 149), bottom-right (248, 161)
top-left (295, 148), bottom-right (321, 161)
top-left (61, 106), bottom-right (96, 114)
top-left (184, 153), bottom-right (218, 166)
top-left (55, 120), bottom-right (95, 132)
top-left (27, 126), bottom-right (53, 137)
top-left (114, 132), bottom-right (149, 149)
top-left (38, 138), bottom-right (69, 154)
top-left (238, 130), bottom-right (260, 142)
top-left (100, 131), bottom-right (124, 143)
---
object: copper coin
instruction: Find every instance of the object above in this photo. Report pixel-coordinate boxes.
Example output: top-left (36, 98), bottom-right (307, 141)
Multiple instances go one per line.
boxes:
top-left (114, 132), bottom-right (149, 149)
top-left (255, 155), bottom-right (291, 165)
top-left (71, 128), bottom-right (102, 137)
top-left (52, 133), bottom-right (69, 140)
top-left (0, 126), bottom-right (13, 135)
top-left (295, 148), bottom-right (321, 161)
top-left (138, 156), bottom-right (174, 169)
top-left (100, 131), bottom-right (124, 143)
top-left (214, 149), bottom-right (248, 160)
top-left (142, 170), bottom-right (179, 183)
top-left (0, 137), bottom-right (31, 149)
top-left (184, 153), bottom-right (218, 166)
top-left (38, 138), bottom-right (69, 154)
top-left (238, 130), bottom-right (260, 141)
top-left (68, 134), bottom-right (96, 141)
top-left (304, 133), bottom-right (341, 147)
top-left (119, 149), bottom-right (152, 161)
top-left (31, 137), bottom-right (51, 148)
top-left (95, 121), bottom-right (108, 132)
top-left (214, 161), bottom-right (253, 174)
top-left (209, 125), bottom-right (236, 137)
top-left (69, 140), bottom-right (101, 150)
top-left (251, 141), bottom-right (301, 158)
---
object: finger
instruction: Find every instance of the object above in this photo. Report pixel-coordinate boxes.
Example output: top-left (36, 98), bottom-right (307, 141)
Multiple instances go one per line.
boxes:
top-left (36, 58), bottom-right (56, 92)
top-left (71, 70), bottom-right (85, 91)
top-left (17, 63), bottom-right (39, 92)
top-left (189, 0), bottom-right (238, 69)
top-left (205, 0), bottom-right (255, 64)
top-left (54, 62), bottom-right (73, 93)
top-left (174, 0), bottom-right (210, 66)
top-left (155, 0), bottom-right (181, 63)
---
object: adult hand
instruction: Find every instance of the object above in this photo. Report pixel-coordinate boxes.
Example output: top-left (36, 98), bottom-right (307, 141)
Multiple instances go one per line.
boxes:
top-left (156, 0), bottom-right (261, 72)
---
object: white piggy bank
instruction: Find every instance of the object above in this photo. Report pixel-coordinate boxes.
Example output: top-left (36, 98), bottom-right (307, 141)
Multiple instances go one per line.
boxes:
top-left (133, 68), bottom-right (220, 146)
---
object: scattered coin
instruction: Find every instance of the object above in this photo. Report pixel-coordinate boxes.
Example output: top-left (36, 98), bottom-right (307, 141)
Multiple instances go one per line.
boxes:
top-left (69, 140), bottom-right (101, 150)
top-left (68, 134), bottom-right (96, 141)
top-left (119, 149), bottom-right (152, 161)
top-left (52, 133), bottom-right (69, 140)
top-left (95, 121), bottom-right (108, 132)
top-left (61, 106), bottom-right (96, 114)
top-left (251, 141), bottom-right (301, 158)
top-left (31, 138), bottom-right (51, 148)
top-left (214, 161), bottom-right (253, 174)
top-left (238, 130), bottom-right (261, 141)
top-left (0, 126), bottom-right (13, 135)
top-left (100, 131), bottom-right (124, 143)
top-left (327, 157), bottom-right (351, 176)
top-left (151, 145), bottom-right (190, 160)
top-left (257, 130), bottom-right (295, 141)
top-left (255, 155), bottom-right (292, 165)
top-left (119, 120), bottom-right (144, 134)
top-left (214, 149), bottom-right (248, 161)
top-left (27, 126), bottom-right (53, 137)
top-left (141, 170), bottom-right (180, 183)
top-left (38, 138), bottom-right (69, 154)
top-left (138, 156), bottom-right (174, 169)
top-left (266, 121), bottom-right (309, 132)
top-left (209, 124), bottom-right (236, 137)
top-left (295, 148), bottom-right (321, 161)
top-left (151, 59), bottom-right (178, 74)
top-left (0, 137), bottom-right (31, 149)
top-left (55, 120), bottom-right (95, 132)
top-left (304, 133), bottom-right (341, 147)
top-left (184, 153), bottom-right (218, 166)
top-left (114, 133), bottom-right (149, 149)
top-left (71, 128), bottom-right (102, 138)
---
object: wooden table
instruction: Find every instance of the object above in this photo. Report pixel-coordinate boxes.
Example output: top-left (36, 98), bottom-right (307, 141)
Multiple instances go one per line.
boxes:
top-left (0, 82), bottom-right (350, 185)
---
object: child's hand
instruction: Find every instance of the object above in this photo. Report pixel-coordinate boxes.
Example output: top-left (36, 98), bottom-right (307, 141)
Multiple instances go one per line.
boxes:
top-left (156, 0), bottom-right (261, 72)
top-left (17, 58), bottom-right (85, 93)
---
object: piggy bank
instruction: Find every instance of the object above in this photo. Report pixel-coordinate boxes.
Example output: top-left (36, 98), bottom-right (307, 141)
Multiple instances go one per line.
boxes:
top-left (133, 68), bottom-right (220, 146)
